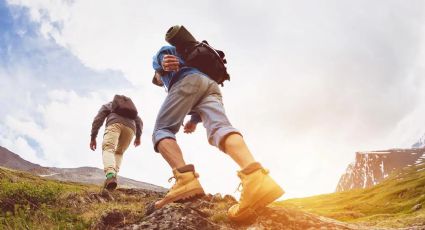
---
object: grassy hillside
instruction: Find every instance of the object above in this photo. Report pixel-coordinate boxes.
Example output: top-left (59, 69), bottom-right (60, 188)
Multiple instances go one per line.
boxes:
top-left (0, 166), bottom-right (362, 230)
top-left (0, 167), bottom-right (162, 229)
top-left (2, 163), bottom-right (424, 229)
top-left (278, 163), bottom-right (425, 228)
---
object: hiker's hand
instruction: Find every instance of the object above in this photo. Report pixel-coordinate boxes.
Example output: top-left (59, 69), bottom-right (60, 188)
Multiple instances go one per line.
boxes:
top-left (162, 55), bottom-right (180, 72)
top-left (90, 140), bottom-right (97, 151)
top-left (184, 121), bottom-right (197, 134)
top-left (134, 138), bottom-right (141, 147)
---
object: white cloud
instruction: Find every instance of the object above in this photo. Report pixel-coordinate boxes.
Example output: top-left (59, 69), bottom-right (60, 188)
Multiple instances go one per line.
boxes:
top-left (0, 135), bottom-right (46, 166)
top-left (2, 91), bottom-right (102, 167)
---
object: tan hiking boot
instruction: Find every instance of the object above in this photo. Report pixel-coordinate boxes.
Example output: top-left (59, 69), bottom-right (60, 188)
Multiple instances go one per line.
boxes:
top-left (227, 162), bottom-right (284, 222)
top-left (155, 165), bottom-right (205, 209)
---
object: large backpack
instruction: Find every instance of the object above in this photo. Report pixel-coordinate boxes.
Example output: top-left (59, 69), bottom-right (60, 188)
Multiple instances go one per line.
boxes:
top-left (183, 40), bottom-right (230, 86)
top-left (111, 95), bottom-right (138, 119)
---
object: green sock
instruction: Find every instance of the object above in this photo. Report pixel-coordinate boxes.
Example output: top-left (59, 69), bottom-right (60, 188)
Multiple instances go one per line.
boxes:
top-left (106, 172), bottom-right (115, 179)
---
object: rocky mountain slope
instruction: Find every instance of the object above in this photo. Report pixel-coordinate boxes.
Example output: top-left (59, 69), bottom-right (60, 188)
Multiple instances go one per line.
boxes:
top-left (0, 166), bottom-right (371, 229)
top-left (336, 148), bottom-right (425, 192)
top-left (0, 146), bottom-right (41, 170)
top-left (0, 146), bottom-right (166, 192)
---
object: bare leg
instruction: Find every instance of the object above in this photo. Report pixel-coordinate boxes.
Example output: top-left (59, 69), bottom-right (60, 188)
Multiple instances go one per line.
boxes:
top-left (222, 134), bottom-right (256, 169)
top-left (154, 138), bottom-right (205, 210)
top-left (223, 135), bottom-right (284, 222)
top-left (157, 138), bottom-right (186, 169)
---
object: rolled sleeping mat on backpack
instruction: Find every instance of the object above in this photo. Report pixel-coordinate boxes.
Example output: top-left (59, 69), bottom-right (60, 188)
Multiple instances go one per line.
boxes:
top-left (165, 25), bottom-right (198, 55)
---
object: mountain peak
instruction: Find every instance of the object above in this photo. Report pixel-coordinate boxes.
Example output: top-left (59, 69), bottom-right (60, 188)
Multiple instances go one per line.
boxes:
top-left (0, 146), bottom-right (41, 171)
top-left (412, 133), bottom-right (425, 148)
top-left (337, 148), bottom-right (425, 192)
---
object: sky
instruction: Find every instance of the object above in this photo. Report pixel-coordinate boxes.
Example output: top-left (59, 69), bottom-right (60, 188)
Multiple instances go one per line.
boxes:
top-left (1, 0), bottom-right (425, 199)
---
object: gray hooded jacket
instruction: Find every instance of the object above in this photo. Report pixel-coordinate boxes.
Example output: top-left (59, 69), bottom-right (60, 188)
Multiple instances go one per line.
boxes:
top-left (91, 102), bottom-right (143, 140)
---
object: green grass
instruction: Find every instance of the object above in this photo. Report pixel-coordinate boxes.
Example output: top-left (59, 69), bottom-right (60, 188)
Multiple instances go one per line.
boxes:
top-left (278, 164), bottom-right (425, 228)
top-left (0, 167), bottom-right (93, 229)
top-left (0, 167), bottom-right (164, 229)
top-left (1, 162), bottom-right (424, 229)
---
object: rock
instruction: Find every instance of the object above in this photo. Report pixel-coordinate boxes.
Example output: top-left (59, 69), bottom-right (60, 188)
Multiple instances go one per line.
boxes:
top-left (211, 193), bottom-right (222, 202)
top-left (223, 194), bottom-right (237, 203)
top-left (95, 194), bottom-right (106, 203)
top-left (100, 189), bottom-right (115, 201)
top-left (78, 190), bottom-right (378, 230)
top-left (96, 209), bottom-right (130, 229)
top-left (411, 203), bottom-right (422, 212)
top-left (116, 192), bottom-right (363, 230)
top-left (203, 193), bottom-right (214, 201)
top-left (102, 210), bottom-right (125, 225)
top-left (78, 196), bottom-right (86, 204)
top-left (126, 203), bottom-right (217, 230)
top-left (144, 202), bottom-right (156, 216)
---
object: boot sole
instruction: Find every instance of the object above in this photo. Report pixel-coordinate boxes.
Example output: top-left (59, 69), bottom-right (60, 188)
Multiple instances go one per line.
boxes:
top-left (229, 186), bottom-right (285, 222)
top-left (155, 187), bottom-right (205, 209)
top-left (175, 192), bottom-right (205, 203)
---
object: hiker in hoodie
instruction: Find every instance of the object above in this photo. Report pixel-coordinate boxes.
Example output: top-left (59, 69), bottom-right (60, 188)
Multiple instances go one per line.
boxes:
top-left (149, 25), bottom-right (284, 222)
top-left (90, 95), bottom-right (143, 190)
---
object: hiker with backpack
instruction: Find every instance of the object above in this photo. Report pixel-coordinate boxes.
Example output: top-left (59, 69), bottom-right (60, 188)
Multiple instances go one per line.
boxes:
top-left (150, 25), bottom-right (284, 221)
top-left (90, 95), bottom-right (143, 190)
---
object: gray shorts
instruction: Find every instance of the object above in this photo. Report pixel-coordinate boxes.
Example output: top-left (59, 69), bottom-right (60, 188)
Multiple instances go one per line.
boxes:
top-left (152, 74), bottom-right (241, 152)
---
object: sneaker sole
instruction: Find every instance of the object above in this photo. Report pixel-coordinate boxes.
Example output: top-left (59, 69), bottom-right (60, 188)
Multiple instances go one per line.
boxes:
top-left (155, 187), bottom-right (205, 209)
top-left (228, 186), bottom-right (285, 222)
top-left (105, 181), bottom-right (117, 191)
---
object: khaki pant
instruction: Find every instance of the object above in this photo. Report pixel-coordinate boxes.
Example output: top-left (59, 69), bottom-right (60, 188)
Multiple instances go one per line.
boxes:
top-left (102, 123), bottom-right (134, 175)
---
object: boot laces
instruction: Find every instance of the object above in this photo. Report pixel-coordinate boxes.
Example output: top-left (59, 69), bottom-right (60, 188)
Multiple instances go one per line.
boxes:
top-left (168, 176), bottom-right (175, 183)
top-left (235, 183), bottom-right (243, 193)
top-left (235, 182), bottom-right (246, 203)
top-left (234, 169), bottom-right (269, 203)
top-left (167, 171), bottom-right (199, 190)
top-left (234, 172), bottom-right (245, 202)
top-left (168, 176), bottom-right (177, 189)
top-left (168, 171), bottom-right (198, 189)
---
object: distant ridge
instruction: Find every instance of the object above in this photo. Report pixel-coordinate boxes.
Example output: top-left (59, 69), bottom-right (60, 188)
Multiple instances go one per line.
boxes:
top-left (412, 133), bottom-right (425, 148)
top-left (336, 134), bottom-right (425, 192)
top-left (0, 146), bottom-right (166, 192)
top-left (336, 148), bottom-right (425, 192)
top-left (0, 146), bottom-right (41, 171)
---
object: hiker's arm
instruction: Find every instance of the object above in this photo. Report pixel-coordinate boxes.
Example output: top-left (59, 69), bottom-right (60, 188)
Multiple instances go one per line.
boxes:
top-left (152, 71), bottom-right (164, 87)
top-left (184, 114), bottom-right (201, 134)
top-left (90, 104), bottom-right (111, 150)
top-left (190, 113), bottom-right (202, 124)
top-left (134, 115), bottom-right (143, 147)
top-left (152, 46), bottom-right (181, 73)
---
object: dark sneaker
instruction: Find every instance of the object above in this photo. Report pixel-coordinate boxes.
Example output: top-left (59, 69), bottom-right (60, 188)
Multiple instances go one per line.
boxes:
top-left (104, 176), bottom-right (117, 191)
